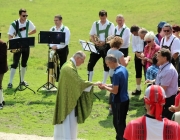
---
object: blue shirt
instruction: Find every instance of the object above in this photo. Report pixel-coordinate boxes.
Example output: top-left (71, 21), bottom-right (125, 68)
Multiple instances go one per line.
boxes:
top-left (146, 65), bottom-right (159, 80)
top-left (112, 65), bottom-right (129, 103)
top-left (155, 36), bottom-right (160, 45)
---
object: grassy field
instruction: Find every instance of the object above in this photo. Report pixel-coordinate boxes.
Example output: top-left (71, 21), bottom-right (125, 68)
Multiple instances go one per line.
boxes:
top-left (0, 0), bottom-right (180, 139)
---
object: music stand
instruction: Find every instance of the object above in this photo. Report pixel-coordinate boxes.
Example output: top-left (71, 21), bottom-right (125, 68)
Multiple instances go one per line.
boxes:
top-left (79, 40), bottom-right (98, 54)
top-left (37, 31), bottom-right (65, 92)
top-left (8, 37), bottom-right (36, 94)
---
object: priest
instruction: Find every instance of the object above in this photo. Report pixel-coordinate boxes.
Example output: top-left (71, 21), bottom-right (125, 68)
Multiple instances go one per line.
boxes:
top-left (53, 51), bottom-right (100, 140)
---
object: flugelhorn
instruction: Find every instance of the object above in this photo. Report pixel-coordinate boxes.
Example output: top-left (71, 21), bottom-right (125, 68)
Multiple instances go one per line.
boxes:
top-left (90, 34), bottom-right (101, 43)
top-left (106, 35), bottom-right (115, 44)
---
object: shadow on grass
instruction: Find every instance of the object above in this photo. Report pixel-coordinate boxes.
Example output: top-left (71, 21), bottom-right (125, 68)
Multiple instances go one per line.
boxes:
top-left (93, 89), bottom-right (108, 103)
top-left (129, 95), bottom-right (145, 118)
top-left (99, 116), bottom-right (114, 128)
top-left (37, 90), bottom-right (57, 98)
top-left (4, 99), bottom-right (55, 106)
top-left (27, 100), bottom-right (55, 106)
top-left (4, 88), bottom-right (17, 95)
top-left (4, 87), bottom-right (37, 95)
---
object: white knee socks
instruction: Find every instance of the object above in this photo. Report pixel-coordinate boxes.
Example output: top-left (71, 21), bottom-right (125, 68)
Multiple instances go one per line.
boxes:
top-left (21, 67), bottom-right (26, 82)
top-left (0, 89), bottom-right (3, 104)
top-left (102, 71), bottom-right (109, 84)
top-left (9, 68), bottom-right (16, 84)
top-left (88, 71), bottom-right (94, 82)
top-left (136, 85), bottom-right (141, 91)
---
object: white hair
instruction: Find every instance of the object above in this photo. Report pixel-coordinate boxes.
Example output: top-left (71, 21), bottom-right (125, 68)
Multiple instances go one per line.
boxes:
top-left (116, 14), bottom-right (124, 19)
top-left (138, 28), bottom-right (148, 35)
top-left (144, 31), bottom-right (155, 41)
top-left (73, 51), bottom-right (86, 59)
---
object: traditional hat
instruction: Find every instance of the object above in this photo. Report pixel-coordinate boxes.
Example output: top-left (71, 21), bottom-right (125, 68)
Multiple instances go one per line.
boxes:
top-left (144, 85), bottom-right (166, 121)
top-left (157, 21), bottom-right (167, 28)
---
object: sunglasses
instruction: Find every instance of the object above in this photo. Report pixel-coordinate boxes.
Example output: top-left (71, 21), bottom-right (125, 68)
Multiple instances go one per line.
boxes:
top-left (22, 15), bottom-right (28, 17)
top-left (146, 41), bottom-right (152, 43)
top-left (173, 30), bottom-right (177, 33)
top-left (163, 30), bottom-right (170, 32)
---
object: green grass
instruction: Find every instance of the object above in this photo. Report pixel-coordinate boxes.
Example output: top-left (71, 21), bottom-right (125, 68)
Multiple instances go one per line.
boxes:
top-left (0, 0), bottom-right (180, 139)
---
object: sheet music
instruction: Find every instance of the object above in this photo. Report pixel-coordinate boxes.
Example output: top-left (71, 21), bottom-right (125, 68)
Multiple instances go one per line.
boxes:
top-left (83, 85), bottom-right (93, 92)
top-left (79, 39), bottom-right (98, 54)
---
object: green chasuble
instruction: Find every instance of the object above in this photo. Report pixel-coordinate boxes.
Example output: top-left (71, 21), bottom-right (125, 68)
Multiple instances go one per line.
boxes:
top-left (53, 60), bottom-right (94, 125)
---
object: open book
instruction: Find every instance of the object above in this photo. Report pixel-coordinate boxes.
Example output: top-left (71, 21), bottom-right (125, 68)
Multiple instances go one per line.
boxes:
top-left (79, 40), bottom-right (98, 54)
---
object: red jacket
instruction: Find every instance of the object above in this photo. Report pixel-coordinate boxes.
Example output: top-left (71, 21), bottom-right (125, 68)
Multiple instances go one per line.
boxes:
top-left (124, 116), bottom-right (180, 140)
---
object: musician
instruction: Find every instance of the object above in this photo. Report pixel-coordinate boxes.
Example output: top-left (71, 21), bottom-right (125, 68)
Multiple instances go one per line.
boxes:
top-left (7, 8), bottom-right (36, 88)
top-left (88, 10), bottom-right (115, 83)
top-left (130, 25), bottom-right (144, 95)
top-left (114, 14), bottom-right (131, 57)
top-left (160, 23), bottom-right (180, 66)
top-left (49, 15), bottom-right (70, 81)
top-left (0, 40), bottom-right (8, 109)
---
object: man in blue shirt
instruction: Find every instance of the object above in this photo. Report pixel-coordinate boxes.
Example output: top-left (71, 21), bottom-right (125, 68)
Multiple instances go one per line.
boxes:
top-left (99, 54), bottom-right (129, 140)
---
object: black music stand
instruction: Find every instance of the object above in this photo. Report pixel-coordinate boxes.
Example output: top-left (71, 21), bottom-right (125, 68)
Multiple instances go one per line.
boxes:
top-left (79, 40), bottom-right (98, 54)
top-left (37, 31), bottom-right (65, 92)
top-left (8, 37), bottom-right (35, 94)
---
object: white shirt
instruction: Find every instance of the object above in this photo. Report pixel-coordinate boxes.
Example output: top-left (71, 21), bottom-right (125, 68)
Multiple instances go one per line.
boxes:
top-left (49, 24), bottom-right (70, 49)
top-left (114, 24), bottom-right (131, 49)
top-left (131, 34), bottom-right (144, 52)
top-left (8, 19), bottom-right (36, 38)
top-left (160, 34), bottom-right (180, 56)
top-left (146, 117), bottom-right (164, 140)
top-left (89, 20), bottom-right (115, 41)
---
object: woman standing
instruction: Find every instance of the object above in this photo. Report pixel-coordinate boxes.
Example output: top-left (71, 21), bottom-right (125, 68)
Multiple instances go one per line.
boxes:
top-left (107, 36), bottom-right (130, 115)
top-left (0, 39), bottom-right (8, 109)
top-left (141, 31), bottom-right (160, 74)
top-left (172, 25), bottom-right (180, 39)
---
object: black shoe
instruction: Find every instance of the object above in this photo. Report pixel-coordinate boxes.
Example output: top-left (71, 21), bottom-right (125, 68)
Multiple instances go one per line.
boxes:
top-left (132, 89), bottom-right (141, 95)
top-left (0, 104), bottom-right (3, 109)
top-left (2, 101), bottom-right (5, 106)
top-left (7, 83), bottom-right (13, 88)
top-left (108, 108), bottom-right (113, 116)
top-left (20, 81), bottom-right (29, 86)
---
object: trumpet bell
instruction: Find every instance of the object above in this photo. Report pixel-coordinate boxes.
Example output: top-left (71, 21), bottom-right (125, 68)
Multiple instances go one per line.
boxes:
top-left (106, 35), bottom-right (115, 43)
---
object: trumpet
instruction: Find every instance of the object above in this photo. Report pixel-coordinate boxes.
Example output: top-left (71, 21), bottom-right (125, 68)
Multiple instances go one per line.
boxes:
top-left (90, 34), bottom-right (101, 43)
top-left (106, 35), bottom-right (115, 44)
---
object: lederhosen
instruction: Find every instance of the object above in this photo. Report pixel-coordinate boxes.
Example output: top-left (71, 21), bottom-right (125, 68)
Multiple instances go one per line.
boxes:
top-left (114, 27), bottom-right (128, 57)
top-left (51, 26), bottom-right (69, 81)
top-left (161, 37), bottom-right (176, 66)
top-left (11, 20), bottom-right (30, 69)
top-left (0, 42), bottom-right (8, 88)
top-left (134, 40), bottom-right (147, 79)
top-left (87, 22), bottom-right (112, 71)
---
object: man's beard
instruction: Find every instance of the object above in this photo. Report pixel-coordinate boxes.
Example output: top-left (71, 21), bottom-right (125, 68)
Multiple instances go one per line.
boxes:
top-left (165, 34), bottom-right (172, 38)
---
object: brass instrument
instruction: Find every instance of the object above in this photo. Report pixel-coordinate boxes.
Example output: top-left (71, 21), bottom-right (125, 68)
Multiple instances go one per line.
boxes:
top-left (90, 34), bottom-right (107, 51)
top-left (10, 48), bottom-right (21, 53)
top-left (106, 35), bottom-right (115, 44)
top-left (48, 49), bottom-right (59, 86)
